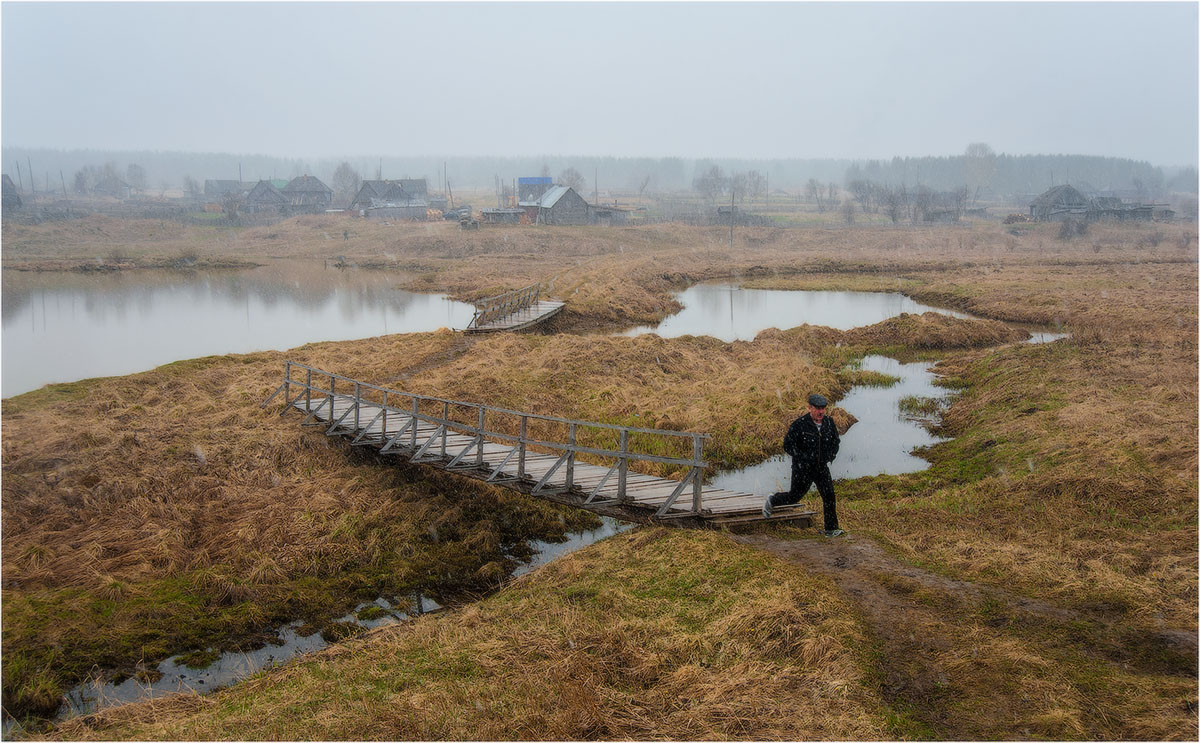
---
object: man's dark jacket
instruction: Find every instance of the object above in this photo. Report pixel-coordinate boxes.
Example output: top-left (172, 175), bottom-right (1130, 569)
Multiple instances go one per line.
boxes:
top-left (783, 413), bottom-right (840, 467)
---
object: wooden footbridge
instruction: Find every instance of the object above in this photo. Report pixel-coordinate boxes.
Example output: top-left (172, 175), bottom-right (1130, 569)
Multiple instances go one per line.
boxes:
top-left (263, 362), bottom-right (813, 526)
top-left (466, 284), bottom-right (564, 333)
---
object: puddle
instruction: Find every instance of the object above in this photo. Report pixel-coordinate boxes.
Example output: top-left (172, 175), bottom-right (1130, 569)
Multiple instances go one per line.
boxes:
top-left (623, 284), bottom-right (974, 342)
top-left (709, 356), bottom-right (951, 495)
top-left (49, 518), bottom-right (630, 725)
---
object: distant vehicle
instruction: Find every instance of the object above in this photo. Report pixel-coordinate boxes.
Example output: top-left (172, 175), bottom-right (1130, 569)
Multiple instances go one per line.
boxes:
top-left (443, 206), bottom-right (472, 221)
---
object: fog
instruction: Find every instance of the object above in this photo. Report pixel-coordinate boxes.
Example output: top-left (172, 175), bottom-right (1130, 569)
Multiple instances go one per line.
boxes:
top-left (2, 2), bottom-right (1196, 167)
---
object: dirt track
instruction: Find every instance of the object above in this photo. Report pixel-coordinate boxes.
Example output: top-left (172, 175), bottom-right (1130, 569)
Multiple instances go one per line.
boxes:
top-left (729, 529), bottom-right (1198, 738)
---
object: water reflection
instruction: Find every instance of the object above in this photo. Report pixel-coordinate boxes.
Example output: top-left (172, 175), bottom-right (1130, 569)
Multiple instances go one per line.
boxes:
top-left (709, 356), bottom-right (950, 495)
top-left (1, 262), bottom-right (476, 397)
top-left (624, 284), bottom-right (974, 342)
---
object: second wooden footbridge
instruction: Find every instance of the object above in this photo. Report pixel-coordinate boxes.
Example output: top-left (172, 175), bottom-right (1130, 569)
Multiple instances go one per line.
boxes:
top-left (466, 283), bottom-right (564, 333)
top-left (263, 362), bottom-right (813, 526)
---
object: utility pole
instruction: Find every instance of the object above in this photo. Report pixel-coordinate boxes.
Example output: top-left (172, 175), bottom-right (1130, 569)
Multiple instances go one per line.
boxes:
top-left (27, 156), bottom-right (34, 199)
top-left (594, 167), bottom-right (598, 204)
top-left (60, 170), bottom-right (67, 197)
top-left (14, 160), bottom-right (22, 191)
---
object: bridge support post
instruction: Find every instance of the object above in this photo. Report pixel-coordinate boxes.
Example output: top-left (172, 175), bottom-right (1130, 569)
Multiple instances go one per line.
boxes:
top-left (566, 423), bottom-right (576, 490)
top-left (411, 398), bottom-right (420, 450)
top-left (354, 382), bottom-right (361, 431)
top-left (691, 434), bottom-right (703, 514)
top-left (441, 402), bottom-right (449, 459)
top-left (305, 368), bottom-right (312, 412)
top-left (518, 416), bottom-right (527, 479)
top-left (476, 407), bottom-right (485, 467)
top-left (618, 430), bottom-right (628, 500)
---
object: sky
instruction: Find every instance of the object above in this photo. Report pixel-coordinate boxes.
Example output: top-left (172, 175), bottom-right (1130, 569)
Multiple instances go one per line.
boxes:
top-left (2, 1), bottom-right (1197, 166)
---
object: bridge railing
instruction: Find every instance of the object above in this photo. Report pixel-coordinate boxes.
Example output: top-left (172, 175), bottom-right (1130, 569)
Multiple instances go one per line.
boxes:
top-left (263, 361), bottom-right (709, 516)
top-left (467, 283), bottom-right (541, 329)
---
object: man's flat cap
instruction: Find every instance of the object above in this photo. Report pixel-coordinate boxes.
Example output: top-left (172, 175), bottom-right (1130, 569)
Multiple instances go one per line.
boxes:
top-left (808, 393), bottom-right (829, 408)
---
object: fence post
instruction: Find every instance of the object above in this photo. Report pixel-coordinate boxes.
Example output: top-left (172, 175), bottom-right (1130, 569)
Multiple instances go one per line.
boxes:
top-left (476, 406), bottom-right (485, 467)
top-left (305, 368), bottom-right (312, 411)
top-left (692, 434), bottom-right (704, 513)
top-left (382, 391), bottom-right (388, 440)
top-left (284, 361), bottom-right (292, 405)
top-left (518, 415), bottom-right (527, 479)
top-left (354, 382), bottom-right (361, 431)
top-left (618, 429), bottom-right (628, 500)
top-left (566, 423), bottom-right (576, 490)
top-left (410, 397), bottom-right (419, 450)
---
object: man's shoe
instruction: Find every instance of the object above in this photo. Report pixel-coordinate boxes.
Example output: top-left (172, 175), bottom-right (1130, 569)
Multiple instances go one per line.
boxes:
top-left (762, 496), bottom-right (773, 518)
top-left (824, 529), bottom-right (845, 538)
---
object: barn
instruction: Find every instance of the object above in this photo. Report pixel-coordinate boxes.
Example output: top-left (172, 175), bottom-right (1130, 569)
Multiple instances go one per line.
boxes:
top-left (520, 185), bottom-right (590, 225)
top-left (1028, 185), bottom-right (1090, 221)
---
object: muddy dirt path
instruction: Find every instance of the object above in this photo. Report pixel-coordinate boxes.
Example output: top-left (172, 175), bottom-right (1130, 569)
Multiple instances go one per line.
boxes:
top-left (728, 530), bottom-right (1197, 739)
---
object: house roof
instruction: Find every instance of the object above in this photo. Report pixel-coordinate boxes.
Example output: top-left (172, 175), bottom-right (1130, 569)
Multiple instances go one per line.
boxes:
top-left (204, 180), bottom-right (251, 195)
top-left (246, 180), bottom-right (287, 203)
top-left (519, 185), bottom-right (574, 209)
top-left (1030, 184), bottom-right (1088, 209)
top-left (283, 175), bottom-right (332, 194)
top-left (397, 178), bottom-right (427, 195)
top-left (2, 174), bottom-right (16, 193)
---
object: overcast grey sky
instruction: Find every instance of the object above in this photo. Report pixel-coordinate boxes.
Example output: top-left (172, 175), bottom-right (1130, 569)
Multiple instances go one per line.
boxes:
top-left (2, 2), bottom-right (1196, 165)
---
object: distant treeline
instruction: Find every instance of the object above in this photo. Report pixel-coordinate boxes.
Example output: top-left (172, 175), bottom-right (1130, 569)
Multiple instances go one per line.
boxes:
top-left (3, 147), bottom-right (1196, 198)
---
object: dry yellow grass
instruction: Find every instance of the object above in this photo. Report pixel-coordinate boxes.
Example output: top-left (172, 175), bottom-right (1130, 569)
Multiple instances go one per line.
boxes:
top-left (2, 215), bottom-right (1196, 737)
top-left (49, 529), bottom-right (894, 741)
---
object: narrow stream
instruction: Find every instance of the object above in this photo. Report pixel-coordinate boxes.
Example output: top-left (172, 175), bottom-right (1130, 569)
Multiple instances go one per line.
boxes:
top-left (47, 517), bottom-right (633, 726)
top-left (20, 282), bottom-right (1067, 733)
top-left (710, 355), bottom-right (949, 495)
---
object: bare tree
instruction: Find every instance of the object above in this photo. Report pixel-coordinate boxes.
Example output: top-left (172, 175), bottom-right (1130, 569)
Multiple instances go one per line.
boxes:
top-left (847, 180), bottom-right (874, 213)
top-left (331, 162), bottom-right (362, 203)
top-left (182, 175), bottom-right (201, 198)
top-left (805, 178), bottom-right (826, 212)
top-left (745, 170), bottom-right (767, 201)
top-left (841, 200), bottom-right (856, 225)
top-left (558, 167), bottom-right (586, 192)
top-left (540, 164), bottom-right (552, 178)
top-left (126, 164), bottom-right (147, 194)
top-left (637, 174), bottom-right (652, 196)
top-left (693, 165), bottom-right (726, 202)
top-left (910, 185), bottom-right (934, 223)
top-left (730, 172), bottom-right (749, 204)
top-left (964, 142), bottom-right (997, 195)
top-left (880, 184), bottom-right (906, 224)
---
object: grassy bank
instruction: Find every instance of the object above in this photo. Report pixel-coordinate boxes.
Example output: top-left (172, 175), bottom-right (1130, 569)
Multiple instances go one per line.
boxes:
top-left (2, 217), bottom-right (1196, 737)
top-left (50, 529), bottom-right (896, 741)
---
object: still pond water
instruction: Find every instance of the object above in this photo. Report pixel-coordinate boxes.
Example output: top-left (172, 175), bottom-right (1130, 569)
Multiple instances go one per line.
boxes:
top-left (624, 283), bottom-right (974, 341)
top-left (2, 262), bottom-right (475, 397)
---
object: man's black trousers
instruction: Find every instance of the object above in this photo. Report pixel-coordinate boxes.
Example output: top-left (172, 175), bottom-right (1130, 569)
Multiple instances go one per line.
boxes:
top-left (768, 460), bottom-right (839, 531)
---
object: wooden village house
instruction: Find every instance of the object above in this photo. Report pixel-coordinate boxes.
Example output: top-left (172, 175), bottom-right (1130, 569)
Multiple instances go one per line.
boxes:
top-left (243, 180), bottom-right (289, 214)
top-left (282, 175), bottom-right (333, 212)
top-left (1029, 184), bottom-right (1172, 222)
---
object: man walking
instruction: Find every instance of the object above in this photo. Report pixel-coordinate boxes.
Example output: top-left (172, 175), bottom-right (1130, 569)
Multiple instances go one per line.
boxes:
top-left (763, 393), bottom-right (844, 537)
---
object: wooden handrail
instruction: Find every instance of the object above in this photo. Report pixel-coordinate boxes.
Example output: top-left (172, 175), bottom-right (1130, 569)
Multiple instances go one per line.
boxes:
top-left (265, 363), bottom-right (711, 510)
